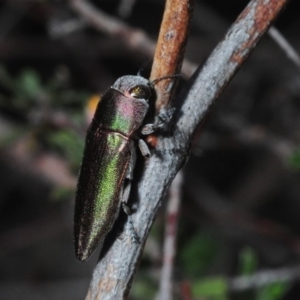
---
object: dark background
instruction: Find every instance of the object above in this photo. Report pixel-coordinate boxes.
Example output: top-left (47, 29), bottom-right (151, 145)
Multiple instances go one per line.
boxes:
top-left (0, 0), bottom-right (300, 299)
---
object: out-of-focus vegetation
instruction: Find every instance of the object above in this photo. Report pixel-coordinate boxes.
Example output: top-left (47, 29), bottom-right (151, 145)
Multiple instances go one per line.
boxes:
top-left (1, 1), bottom-right (300, 300)
top-left (0, 65), bottom-right (87, 167)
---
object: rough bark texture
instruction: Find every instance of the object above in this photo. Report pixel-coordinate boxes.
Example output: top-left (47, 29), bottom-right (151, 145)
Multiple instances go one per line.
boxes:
top-left (150, 0), bottom-right (195, 110)
top-left (85, 0), bottom-right (289, 299)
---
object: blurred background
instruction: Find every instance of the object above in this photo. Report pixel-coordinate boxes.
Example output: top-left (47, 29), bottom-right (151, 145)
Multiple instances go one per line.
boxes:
top-left (1, 0), bottom-right (300, 299)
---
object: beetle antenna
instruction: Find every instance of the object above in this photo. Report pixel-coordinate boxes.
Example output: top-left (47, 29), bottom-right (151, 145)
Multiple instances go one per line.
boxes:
top-left (137, 59), bottom-right (151, 76)
top-left (149, 73), bottom-right (181, 86)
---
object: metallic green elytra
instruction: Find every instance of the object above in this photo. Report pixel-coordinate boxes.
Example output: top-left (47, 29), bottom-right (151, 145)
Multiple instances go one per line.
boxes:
top-left (74, 75), bottom-right (154, 262)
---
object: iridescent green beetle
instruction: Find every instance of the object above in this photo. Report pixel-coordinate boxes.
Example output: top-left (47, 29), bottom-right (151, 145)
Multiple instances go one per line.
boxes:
top-left (74, 75), bottom-right (175, 261)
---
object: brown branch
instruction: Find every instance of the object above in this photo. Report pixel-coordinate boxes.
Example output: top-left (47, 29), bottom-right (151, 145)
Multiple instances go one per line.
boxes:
top-left (69, 0), bottom-right (197, 78)
top-left (150, 0), bottom-right (195, 110)
top-left (157, 171), bottom-right (183, 300)
top-left (85, 0), bottom-right (194, 298)
top-left (82, 0), bottom-right (289, 299)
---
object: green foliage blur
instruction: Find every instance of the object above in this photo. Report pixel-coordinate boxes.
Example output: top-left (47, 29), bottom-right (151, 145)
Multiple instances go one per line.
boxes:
top-left (288, 147), bottom-right (300, 170)
top-left (186, 247), bottom-right (289, 300)
top-left (0, 65), bottom-right (90, 202)
top-left (180, 230), bottom-right (219, 277)
top-left (0, 65), bottom-right (293, 299)
top-left (0, 65), bottom-right (88, 169)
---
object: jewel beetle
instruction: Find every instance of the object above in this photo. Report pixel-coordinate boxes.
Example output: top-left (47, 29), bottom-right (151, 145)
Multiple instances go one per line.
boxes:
top-left (74, 74), bottom-right (175, 261)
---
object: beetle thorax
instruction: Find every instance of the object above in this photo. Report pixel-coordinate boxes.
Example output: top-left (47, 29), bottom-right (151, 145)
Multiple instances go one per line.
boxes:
top-left (94, 75), bottom-right (153, 137)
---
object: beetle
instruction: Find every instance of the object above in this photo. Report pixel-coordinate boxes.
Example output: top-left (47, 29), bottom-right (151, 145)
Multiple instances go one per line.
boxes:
top-left (74, 74), bottom-right (175, 261)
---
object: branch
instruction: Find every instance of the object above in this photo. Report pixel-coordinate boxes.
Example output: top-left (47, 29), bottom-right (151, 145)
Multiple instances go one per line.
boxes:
top-left (150, 0), bottom-right (194, 109)
top-left (84, 0), bottom-right (289, 299)
top-left (157, 171), bottom-right (183, 300)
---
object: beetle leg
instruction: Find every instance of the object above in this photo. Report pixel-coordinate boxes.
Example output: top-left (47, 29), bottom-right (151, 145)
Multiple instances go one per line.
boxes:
top-left (121, 189), bottom-right (139, 244)
top-left (122, 183), bottom-right (132, 204)
top-left (141, 107), bottom-right (175, 135)
top-left (120, 147), bottom-right (139, 243)
top-left (122, 201), bottom-right (139, 244)
top-left (141, 123), bottom-right (155, 135)
top-left (138, 139), bottom-right (151, 158)
top-left (127, 144), bottom-right (136, 181)
top-left (121, 145), bottom-right (135, 205)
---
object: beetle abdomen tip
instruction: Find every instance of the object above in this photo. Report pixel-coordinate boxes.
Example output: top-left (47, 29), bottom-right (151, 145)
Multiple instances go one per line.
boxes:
top-left (76, 249), bottom-right (90, 262)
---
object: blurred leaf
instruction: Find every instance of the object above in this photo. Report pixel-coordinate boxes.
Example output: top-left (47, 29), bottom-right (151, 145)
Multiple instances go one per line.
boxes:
top-left (15, 69), bottom-right (42, 102)
top-left (0, 65), bottom-right (14, 90)
top-left (192, 277), bottom-right (228, 300)
top-left (0, 127), bottom-right (28, 148)
top-left (49, 89), bottom-right (89, 108)
top-left (50, 186), bottom-right (74, 202)
top-left (130, 275), bottom-right (157, 300)
top-left (180, 230), bottom-right (218, 277)
top-left (238, 247), bottom-right (258, 276)
top-left (46, 129), bottom-right (84, 169)
top-left (288, 147), bottom-right (300, 170)
top-left (256, 282), bottom-right (290, 300)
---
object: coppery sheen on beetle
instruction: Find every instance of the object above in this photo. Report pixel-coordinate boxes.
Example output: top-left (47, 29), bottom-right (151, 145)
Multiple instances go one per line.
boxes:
top-left (74, 75), bottom-right (153, 261)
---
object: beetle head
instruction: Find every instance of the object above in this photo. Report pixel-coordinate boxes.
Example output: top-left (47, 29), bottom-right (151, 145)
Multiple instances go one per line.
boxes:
top-left (111, 74), bottom-right (180, 101)
top-left (112, 75), bottom-right (152, 101)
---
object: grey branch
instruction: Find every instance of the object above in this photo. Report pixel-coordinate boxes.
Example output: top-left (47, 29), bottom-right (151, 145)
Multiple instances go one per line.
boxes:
top-left (85, 0), bottom-right (289, 299)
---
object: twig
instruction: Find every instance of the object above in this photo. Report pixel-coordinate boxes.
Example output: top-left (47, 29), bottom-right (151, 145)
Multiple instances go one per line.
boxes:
top-left (69, 0), bottom-right (197, 78)
top-left (193, 115), bottom-right (297, 166)
top-left (157, 171), bottom-right (183, 300)
top-left (68, 0), bottom-right (154, 56)
top-left (230, 265), bottom-right (300, 291)
top-left (268, 26), bottom-right (300, 70)
top-left (193, 2), bottom-right (300, 72)
top-left (48, 17), bottom-right (86, 38)
top-left (180, 281), bottom-right (193, 300)
top-left (150, 0), bottom-right (195, 110)
top-left (86, 0), bottom-right (193, 298)
top-left (1, 133), bottom-right (76, 189)
top-left (84, 0), bottom-right (289, 299)
top-left (117, 0), bottom-right (136, 19)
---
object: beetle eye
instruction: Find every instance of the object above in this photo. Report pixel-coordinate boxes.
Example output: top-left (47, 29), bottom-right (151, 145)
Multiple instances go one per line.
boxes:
top-left (129, 85), bottom-right (151, 99)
